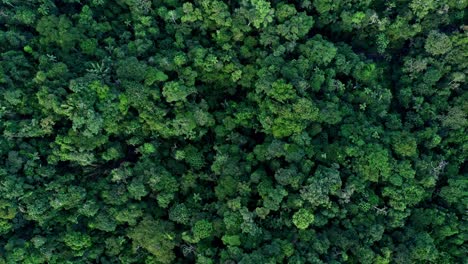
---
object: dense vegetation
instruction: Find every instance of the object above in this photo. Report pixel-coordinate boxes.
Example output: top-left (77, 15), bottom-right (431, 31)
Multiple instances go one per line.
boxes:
top-left (1, 0), bottom-right (467, 263)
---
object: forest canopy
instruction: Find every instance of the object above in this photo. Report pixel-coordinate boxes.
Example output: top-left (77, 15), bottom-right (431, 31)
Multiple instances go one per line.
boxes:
top-left (0, 0), bottom-right (467, 263)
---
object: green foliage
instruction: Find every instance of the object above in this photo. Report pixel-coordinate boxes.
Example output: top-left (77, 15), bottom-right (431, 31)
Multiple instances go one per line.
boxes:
top-left (162, 81), bottom-right (196, 102)
top-left (128, 218), bottom-right (176, 263)
top-left (292, 209), bottom-right (314, 229)
top-left (241, 0), bottom-right (274, 29)
top-left (145, 68), bottom-right (168, 86)
top-left (169, 203), bottom-right (190, 225)
top-left (63, 232), bottom-right (92, 251)
top-left (222, 234), bottom-right (241, 246)
top-left (392, 133), bottom-right (418, 157)
top-left (0, 0), bottom-right (465, 263)
top-left (425, 31), bottom-right (453, 55)
top-left (192, 220), bottom-right (213, 241)
top-left (36, 15), bottom-right (79, 51)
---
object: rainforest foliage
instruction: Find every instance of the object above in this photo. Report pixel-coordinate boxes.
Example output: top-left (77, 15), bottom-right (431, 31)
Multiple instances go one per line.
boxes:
top-left (0, 0), bottom-right (467, 263)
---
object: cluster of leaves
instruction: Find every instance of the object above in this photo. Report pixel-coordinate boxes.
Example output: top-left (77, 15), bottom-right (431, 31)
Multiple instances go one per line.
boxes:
top-left (0, 0), bottom-right (466, 263)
